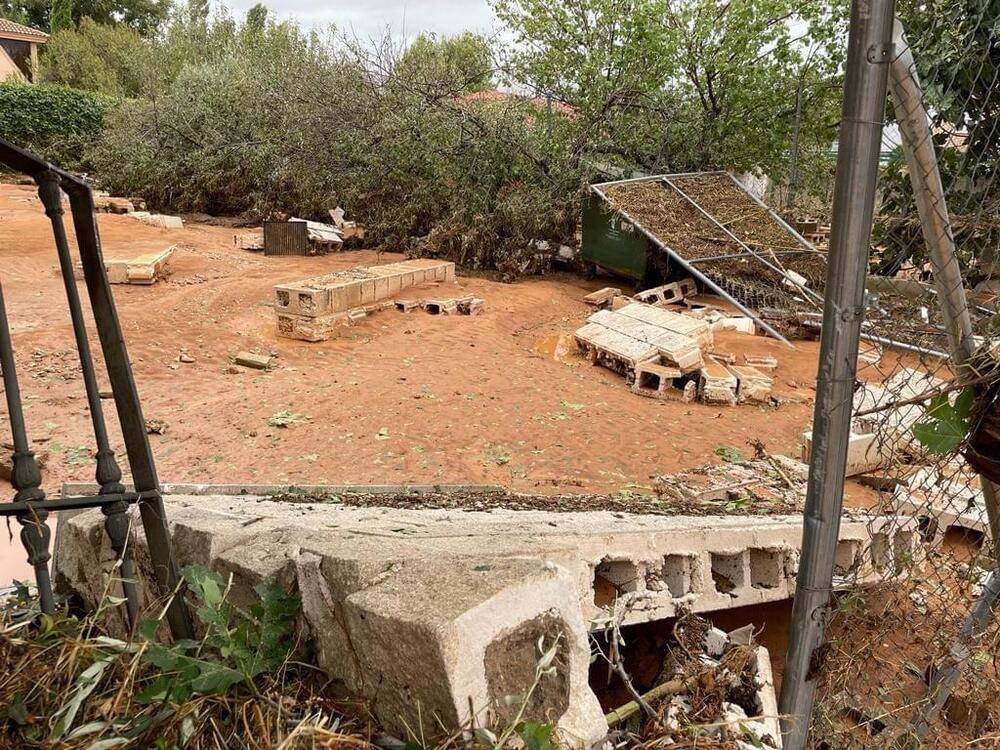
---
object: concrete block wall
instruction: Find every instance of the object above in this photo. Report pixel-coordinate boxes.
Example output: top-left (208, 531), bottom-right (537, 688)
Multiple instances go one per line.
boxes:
top-left (273, 259), bottom-right (455, 318)
top-left (53, 490), bottom-right (923, 749)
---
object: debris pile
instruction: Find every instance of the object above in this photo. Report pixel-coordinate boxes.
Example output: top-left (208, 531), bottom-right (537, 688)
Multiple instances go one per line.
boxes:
top-left (274, 259), bottom-right (483, 341)
top-left (802, 367), bottom-right (945, 478)
top-left (652, 452), bottom-right (807, 514)
top-left (93, 193), bottom-right (144, 214)
top-left (604, 614), bottom-right (782, 750)
top-left (576, 289), bottom-right (776, 406)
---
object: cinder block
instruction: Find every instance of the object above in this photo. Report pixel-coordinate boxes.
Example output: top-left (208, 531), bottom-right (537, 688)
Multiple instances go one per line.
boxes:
top-left (802, 430), bottom-right (884, 477)
top-left (727, 364), bottom-right (773, 404)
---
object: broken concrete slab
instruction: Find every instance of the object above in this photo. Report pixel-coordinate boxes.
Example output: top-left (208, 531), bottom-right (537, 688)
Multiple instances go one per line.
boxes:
top-left (102, 246), bottom-right (175, 285)
top-left (583, 287), bottom-right (622, 307)
top-left (583, 307), bottom-right (703, 371)
top-left (234, 351), bottom-right (273, 370)
top-left (893, 463), bottom-right (990, 541)
top-left (126, 211), bottom-right (184, 230)
top-left (700, 357), bottom-right (738, 405)
top-left (802, 430), bottom-right (884, 477)
top-left (727, 364), bottom-right (773, 404)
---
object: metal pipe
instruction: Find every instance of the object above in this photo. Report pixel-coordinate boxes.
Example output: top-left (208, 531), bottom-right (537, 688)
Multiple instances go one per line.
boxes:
top-left (590, 170), bottom-right (728, 190)
top-left (888, 17), bottom-right (1000, 737)
top-left (888, 19), bottom-right (1000, 544)
top-left (0, 281), bottom-right (54, 615)
top-left (778, 2), bottom-right (896, 748)
top-left (663, 177), bottom-right (824, 306)
top-left (591, 185), bottom-right (794, 345)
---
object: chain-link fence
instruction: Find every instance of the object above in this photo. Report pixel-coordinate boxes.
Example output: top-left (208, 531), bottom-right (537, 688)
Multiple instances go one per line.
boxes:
top-left (781, 0), bottom-right (1000, 747)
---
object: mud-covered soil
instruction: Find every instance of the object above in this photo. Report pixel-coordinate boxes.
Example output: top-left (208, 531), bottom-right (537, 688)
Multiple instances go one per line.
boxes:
top-left (0, 181), bottom-right (884, 581)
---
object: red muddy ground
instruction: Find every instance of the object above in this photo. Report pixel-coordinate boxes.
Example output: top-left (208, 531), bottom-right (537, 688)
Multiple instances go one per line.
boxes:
top-left (0, 182), bottom-right (857, 581)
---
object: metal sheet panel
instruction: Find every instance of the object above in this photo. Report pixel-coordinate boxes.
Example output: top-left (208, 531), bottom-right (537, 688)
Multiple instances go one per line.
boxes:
top-left (264, 221), bottom-right (310, 256)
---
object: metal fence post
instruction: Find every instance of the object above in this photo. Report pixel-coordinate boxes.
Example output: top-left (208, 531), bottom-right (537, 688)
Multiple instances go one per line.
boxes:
top-left (778, 1), bottom-right (896, 747)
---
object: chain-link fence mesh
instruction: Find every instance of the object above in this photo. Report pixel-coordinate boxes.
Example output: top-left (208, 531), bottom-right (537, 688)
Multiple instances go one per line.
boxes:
top-left (799, 3), bottom-right (1000, 747)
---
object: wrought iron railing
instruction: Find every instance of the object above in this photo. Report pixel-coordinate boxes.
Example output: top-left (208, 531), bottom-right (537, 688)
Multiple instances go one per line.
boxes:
top-left (0, 138), bottom-right (192, 639)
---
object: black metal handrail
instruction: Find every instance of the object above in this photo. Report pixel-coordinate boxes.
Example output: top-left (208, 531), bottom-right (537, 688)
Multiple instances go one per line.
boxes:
top-left (0, 138), bottom-right (192, 639)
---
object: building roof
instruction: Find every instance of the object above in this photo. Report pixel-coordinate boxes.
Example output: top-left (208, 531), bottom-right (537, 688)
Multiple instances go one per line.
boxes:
top-left (0, 18), bottom-right (49, 43)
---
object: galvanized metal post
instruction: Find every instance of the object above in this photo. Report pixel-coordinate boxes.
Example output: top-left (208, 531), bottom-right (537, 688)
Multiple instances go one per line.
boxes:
top-left (888, 18), bottom-right (1000, 740)
top-left (778, 1), bottom-right (896, 747)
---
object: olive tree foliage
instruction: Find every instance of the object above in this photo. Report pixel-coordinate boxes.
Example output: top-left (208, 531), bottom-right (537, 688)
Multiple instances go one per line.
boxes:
top-left (0, 0), bottom-right (169, 34)
top-left (41, 18), bottom-right (148, 96)
top-left (396, 32), bottom-right (494, 94)
top-left (493, 0), bottom-right (847, 188)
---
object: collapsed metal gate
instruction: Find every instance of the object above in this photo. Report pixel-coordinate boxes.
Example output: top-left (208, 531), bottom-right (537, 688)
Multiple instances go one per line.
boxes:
top-left (0, 139), bottom-right (192, 639)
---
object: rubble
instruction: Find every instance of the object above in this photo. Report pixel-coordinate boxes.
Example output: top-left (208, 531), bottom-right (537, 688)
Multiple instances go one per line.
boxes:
top-left (574, 297), bottom-right (783, 407)
top-left (126, 211), bottom-right (184, 229)
top-left (583, 287), bottom-right (622, 308)
top-left (98, 246), bottom-right (175, 285)
top-left (290, 217), bottom-right (343, 251)
top-left (802, 367), bottom-right (947, 477)
top-left (234, 351), bottom-right (273, 370)
top-left (893, 462), bottom-right (990, 541)
top-left (234, 232), bottom-right (264, 252)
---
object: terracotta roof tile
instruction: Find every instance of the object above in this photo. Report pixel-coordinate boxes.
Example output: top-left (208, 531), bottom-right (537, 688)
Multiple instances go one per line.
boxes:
top-left (0, 18), bottom-right (49, 42)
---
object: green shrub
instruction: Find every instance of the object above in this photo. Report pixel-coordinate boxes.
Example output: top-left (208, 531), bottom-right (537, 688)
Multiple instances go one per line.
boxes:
top-left (0, 82), bottom-right (114, 169)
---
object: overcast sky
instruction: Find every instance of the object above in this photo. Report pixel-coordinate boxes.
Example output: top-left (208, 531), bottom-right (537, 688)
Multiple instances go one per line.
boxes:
top-left (223, 0), bottom-right (500, 43)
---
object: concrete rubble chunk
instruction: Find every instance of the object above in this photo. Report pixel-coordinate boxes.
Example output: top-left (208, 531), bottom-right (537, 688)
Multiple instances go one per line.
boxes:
top-left (727, 364), bottom-right (773, 404)
top-left (234, 351), bottom-right (273, 370)
top-left (583, 287), bottom-right (622, 308)
top-left (96, 246), bottom-right (175, 285)
top-left (743, 354), bottom-right (778, 370)
top-left (893, 462), bottom-right (989, 540)
top-left (126, 211), bottom-right (184, 230)
top-left (54, 488), bottom-right (921, 749)
top-left (631, 360), bottom-right (683, 400)
top-left (700, 356), bottom-right (738, 405)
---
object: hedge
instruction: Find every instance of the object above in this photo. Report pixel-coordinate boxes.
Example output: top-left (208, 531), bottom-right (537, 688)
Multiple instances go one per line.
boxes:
top-left (0, 82), bottom-right (115, 169)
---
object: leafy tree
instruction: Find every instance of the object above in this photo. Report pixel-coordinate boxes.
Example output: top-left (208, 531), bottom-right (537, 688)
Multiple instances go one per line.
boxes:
top-left (494, 0), bottom-right (846, 187)
top-left (49, 0), bottom-right (73, 32)
top-left (396, 32), bottom-right (493, 93)
top-left (0, 0), bottom-right (169, 34)
top-left (41, 17), bottom-right (148, 96)
top-left (244, 2), bottom-right (267, 37)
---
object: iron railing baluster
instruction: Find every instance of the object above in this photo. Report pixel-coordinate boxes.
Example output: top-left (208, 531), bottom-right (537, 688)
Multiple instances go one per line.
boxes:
top-left (36, 171), bottom-right (139, 627)
top-left (0, 281), bottom-right (54, 614)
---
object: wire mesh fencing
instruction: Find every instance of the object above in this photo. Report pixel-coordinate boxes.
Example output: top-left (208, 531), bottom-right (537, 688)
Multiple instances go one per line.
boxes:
top-left (794, 2), bottom-right (1000, 747)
